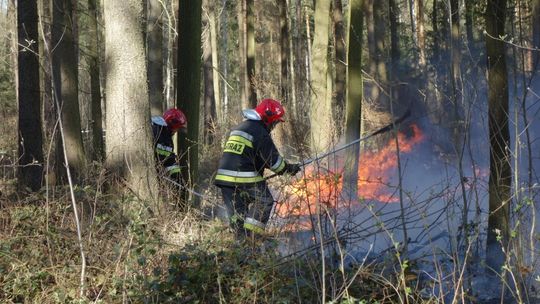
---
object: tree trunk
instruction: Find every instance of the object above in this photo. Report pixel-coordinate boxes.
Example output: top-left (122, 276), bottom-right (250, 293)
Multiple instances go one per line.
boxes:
top-left (465, 0), bottom-right (475, 48)
top-left (88, 0), bottom-right (104, 161)
top-left (432, 0), bottom-right (440, 64)
top-left (293, 0), bottom-right (306, 117)
top-left (449, 0), bottom-right (463, 149)
top-left (373, 0), bottom-right (389, 109)
top-left (279, 0), bottom-right (290, 102)
top-left (147, 0), bottom-right (164, 116)
top-left (389, 0), bottom-right (400, 68)
top-left (332, 0), bottom-right (346, 130)
top-left (246, 0), bottom-right (257, 107)
top-left (17, 0), bottom-right (44, 191)
top-left (104, 0), bottom-right (158, 201)
top-left (310, 0), bottom-right (333, 153)
top-left (485, 0), bottom-right (511, 271)
top-left (364, 0), bottom-right (375, 73)
top-left (533, 0), bottom-right (540, 70)
top-left (238, 0), bottom-right (248, 108)
top-left (219, 0), bottom-right (229, 121)
top-left (209, 2), bottom-right (221, 123)
top-left (415, 0), bottom-right (426, 67)
top-left (450, 0), bottom-right (461, 77)
top-left (202, 0), bottom-right (216, 145)
top-left (176, 0), bottom-right (202, 200)
top-left (343, 0), bottom-right (363, 199)
top-left (52, 0), bottom-right (86, 180)
top-left (38, 0), bottom-right (55, 146)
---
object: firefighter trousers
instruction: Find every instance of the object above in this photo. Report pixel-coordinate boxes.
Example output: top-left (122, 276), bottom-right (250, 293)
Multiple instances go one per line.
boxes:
top-left (219, 184), bottom-right (274, 236)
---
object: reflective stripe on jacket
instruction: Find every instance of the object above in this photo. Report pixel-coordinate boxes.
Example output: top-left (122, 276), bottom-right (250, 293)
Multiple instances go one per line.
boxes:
top-left (214, 119), bottom-right (286, 187)
top-left (152, 116), bottom-right (179, 178)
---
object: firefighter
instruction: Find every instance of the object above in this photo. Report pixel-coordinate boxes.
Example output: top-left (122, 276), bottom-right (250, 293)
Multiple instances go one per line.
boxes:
top-left (214, 98), bottom-right (301, 238)
top-left (151, 108), bottom-right (187, 183)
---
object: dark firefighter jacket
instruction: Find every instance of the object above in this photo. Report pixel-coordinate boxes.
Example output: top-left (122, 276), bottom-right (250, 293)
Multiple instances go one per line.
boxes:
top-left (214, 116), bottom-right (287, 187)
top-left (152, 116), bottom-right (181, 178)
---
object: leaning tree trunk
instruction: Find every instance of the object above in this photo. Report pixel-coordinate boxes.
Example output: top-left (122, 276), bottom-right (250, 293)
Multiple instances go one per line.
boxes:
top-left (310, 0), bottom-right (334, 153)
top-left (177, 0), bottom-right (202, 201)
top-left (147, 0), bottom-right (164, 116)
top-left (485, 0), bottom-right (511, 272)
top-left (104, 0), bottom-right (158, 202)
top-left (17, 0), bottom-right (44, 191)
top-left (52, 0), bottom-right (86, 180)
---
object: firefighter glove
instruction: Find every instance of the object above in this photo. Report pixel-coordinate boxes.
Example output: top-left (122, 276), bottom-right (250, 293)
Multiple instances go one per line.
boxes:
top-left (284, 163), bottom-right (301, 175)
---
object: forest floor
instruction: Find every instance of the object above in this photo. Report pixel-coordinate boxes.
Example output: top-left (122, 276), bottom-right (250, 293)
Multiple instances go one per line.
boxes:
top-left (2, 176), bottom-right (537, 303)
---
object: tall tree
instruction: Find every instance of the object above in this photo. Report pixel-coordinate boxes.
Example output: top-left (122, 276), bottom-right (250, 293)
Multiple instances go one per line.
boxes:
top-left (147, 0), bottom-right (164, 116)
top-left (238, 0), bottom-right (248, 108)
top-left (372, 0), bottom-right (389, 109)
top-left (343, 0), bottom-right (363, 198)
top-left (388, 0), bottom-right (400, 68)
top-left (485, 0), bottom-right (511, 271)
top-left (533, 0), bottom-right (540, 70)
top-left (88, 0), bottom-right (104, 161)
top-left (176, 0), bottom-right (202, 199)
top-left (431, 0), bottom-right (440, 64)
top-left (279, 0), bottom-right (291, 102)
top-left (246, 0), bottom-right (257, 106)
top-left (449, 0), bottom-right (461, 82)
top-left (38, 0), bottom-right (54, 145)
top-left (104, 0), bottom-right (158, 201)
top-left (52, 0), bottom-right (86, 179)
top-left (208, 0), bottom-right (221, 124)
top-left (310, 0), bottom-right (333, 153)
top-left (202, 0), bottom-right (217, 144)
top-left (332, 0), bottom-right (346, 129)
top-left (464, 0), bottom-right (475, 48)
top-left (219, 0), bottom-right (229, 121)
top-left (415, 0), bottom-right (426, 67)
top-left (17, 0), bottom-right (44, 191)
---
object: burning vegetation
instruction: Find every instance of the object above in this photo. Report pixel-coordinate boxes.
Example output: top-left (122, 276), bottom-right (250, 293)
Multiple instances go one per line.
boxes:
top-left (275, 124), bottom-right (425, 227)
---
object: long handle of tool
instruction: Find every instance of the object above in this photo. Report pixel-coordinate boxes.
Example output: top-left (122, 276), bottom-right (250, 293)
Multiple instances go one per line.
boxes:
top-left (303, 108), bottom-right (411, 166)
top-left (264, 109), bottom-right (411, 181)
top-left (163, 176), bottom-right (205, 198)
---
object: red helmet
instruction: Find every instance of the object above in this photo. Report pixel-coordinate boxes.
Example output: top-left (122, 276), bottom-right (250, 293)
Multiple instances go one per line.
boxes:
top-left (163, 108), bottom-right (187, 132)
top-left (254, 99), bottom-right (285, 126)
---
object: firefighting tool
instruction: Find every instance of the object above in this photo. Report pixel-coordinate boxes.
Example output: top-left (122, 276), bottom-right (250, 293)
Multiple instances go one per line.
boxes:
top-left (163, 176), bottom-right (206, 199)
top-left (265, 109), bottom-right (412, 181)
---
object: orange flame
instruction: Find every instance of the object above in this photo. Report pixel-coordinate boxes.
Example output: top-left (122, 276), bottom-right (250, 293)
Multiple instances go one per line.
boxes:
top-left (275, 124), bottom-right (424, 220)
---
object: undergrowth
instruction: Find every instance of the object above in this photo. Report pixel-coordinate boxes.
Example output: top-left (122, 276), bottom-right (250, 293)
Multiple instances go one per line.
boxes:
top-left (0, 177), bottom-right (419, 304)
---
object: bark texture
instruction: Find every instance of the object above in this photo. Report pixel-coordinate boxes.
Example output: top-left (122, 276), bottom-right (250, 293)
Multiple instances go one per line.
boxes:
top-left (176, 0), bottom-right (202, 198)
top-left (310, 0), bottom-right (333, 153)
top-left (17, 0), bottom-right (44, 191)
top-left (343, 0), bottom-right (363, 198)
top-left (485, 0), bottom-right (511, 271)
top-left (104, 0), bottom-right (158, 201)
top-left (52, 0), bottom-right (86, 179)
